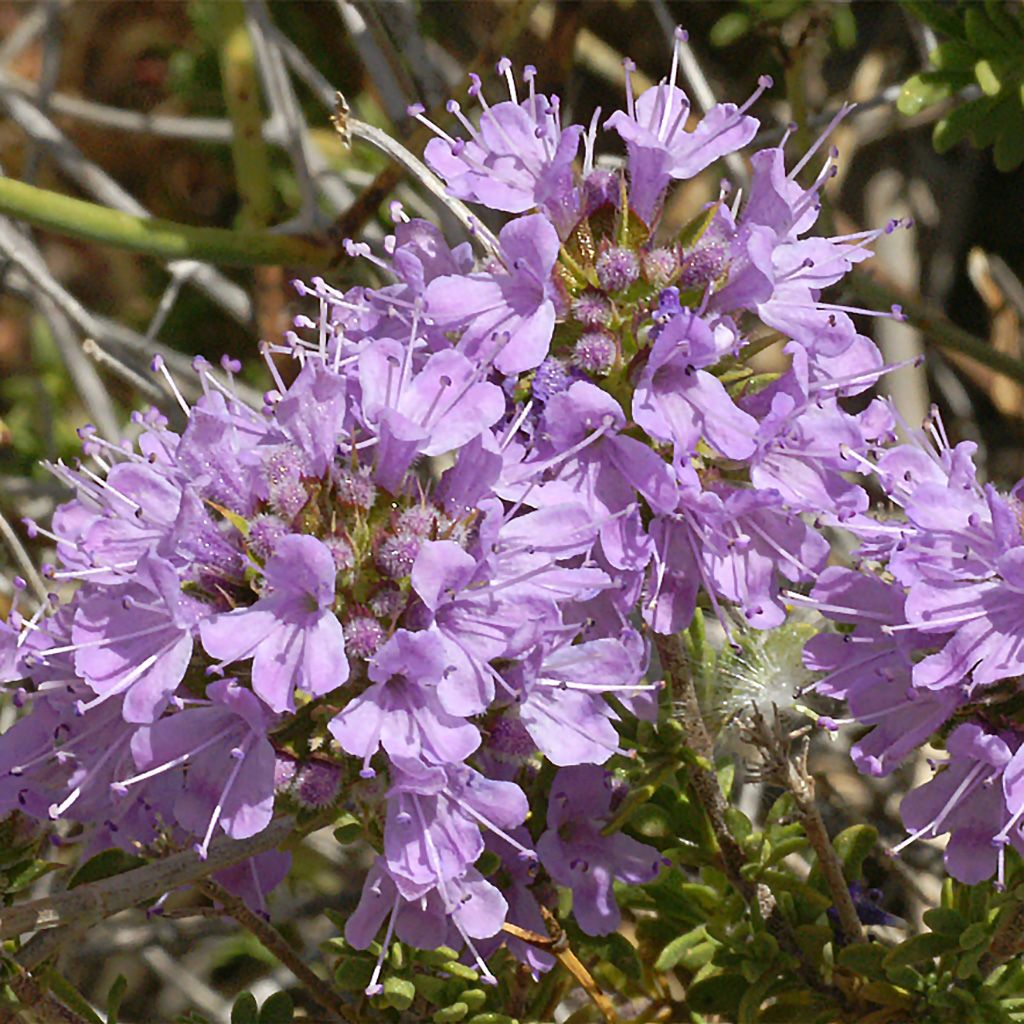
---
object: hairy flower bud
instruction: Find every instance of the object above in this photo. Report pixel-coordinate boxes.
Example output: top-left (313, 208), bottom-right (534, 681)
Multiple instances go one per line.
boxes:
top-left (595, 247), bottom-right (640, 293)
top-left (572, 330), bottom-right (617, 376)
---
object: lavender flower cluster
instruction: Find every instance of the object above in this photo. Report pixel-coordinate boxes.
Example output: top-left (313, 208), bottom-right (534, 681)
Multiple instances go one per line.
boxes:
top-left (1, 26), bottom-right (1014, 989)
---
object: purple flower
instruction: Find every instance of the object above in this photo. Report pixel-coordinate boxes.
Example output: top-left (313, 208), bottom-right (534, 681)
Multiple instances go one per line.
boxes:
top-left (327, 629), bottom-right (480, 772)
top-left (200, 534), bottom-right (347, 713)
top-left (511, 638), bottom-right (645, 766)
top-left (418, 62), bottom-right (582, 232)
top-left (633, 312), bottom-right (758, 461)
top-left (70, 554), bottom-right (199, 722)
top-left (606, 31), bottom-right (768, 222)
top-left (122, 679), bottom-right (277, 859)
top-left (896, 723), bottom-right (1021, 885)
top-left (425, 214), bottom-right (561, 374)
top-left (537, 765), bottom-right (664, 935)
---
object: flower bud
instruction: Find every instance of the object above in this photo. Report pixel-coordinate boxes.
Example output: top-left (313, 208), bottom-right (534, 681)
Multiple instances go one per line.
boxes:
top-left (595, 246), bottom-right (640, 293)
top-left (571, 330), bottom-right (617, 376)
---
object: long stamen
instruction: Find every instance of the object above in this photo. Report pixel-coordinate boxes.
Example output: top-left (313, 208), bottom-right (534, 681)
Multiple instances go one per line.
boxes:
top-left (194, 738), bottom-right (250, 860)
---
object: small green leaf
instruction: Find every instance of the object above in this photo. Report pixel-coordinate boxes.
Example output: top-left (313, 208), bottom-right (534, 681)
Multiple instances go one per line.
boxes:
top-left (975, 59), bottom-right (1003, 97)
top-left (655, 926), bottom-right (708, 972)
top-left (68, 848), bottom-right (147, 889)
top-left (922, 907), bottom-right (967, 936)
top-left (710, 12), bottom-right (750, 47)
top-left (106, 975), bottom-right (128, 1024)
top-left (433, 1004), bottom-right (469, 1023)
top-left (837, 941), bottom-right (887, 980)
top-left (383, 977), bottom-right (416, 1011)
top-left (883, 932), bottom-right (957, 970)
top-left (959, 921), bottom-right (991, 951)
top-left (332, 813), bottom-right (362, 845)
top-left (231, 994), bottom-right (259, 1024)
top-left (898, 73), bottom-right (952, 116)
top-left (334, 957), bottom-right (374, 992)
top-left (686, 973), bottom-right (745, 1016)
top-left (831, 824), bottom-right (878, 881)
top-left (257, 992), bottom-right (293, 1024)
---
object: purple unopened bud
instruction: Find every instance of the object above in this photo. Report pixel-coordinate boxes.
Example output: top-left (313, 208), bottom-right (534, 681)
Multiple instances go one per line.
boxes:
top-left (343, 614), bottom-right (385, 659)
top-left (531, 357), bottom-right (579, 404)
top-left (678, 242), bottom-right (727, 290)
top-left (596, 247), bottom-right (640, 293)
top-left (334, 465), bottom-right (376, 511)
top-left (395, 505), bottom-right (437, 539)
top-left (572, 330), bottom-right (617, 376)
top-left (294, 759), bottom-right (342, 809)
top-left (376, 534), bottom-right (421, 580)
top-left (571, 290), bottom-right (612, 328)
top-left (324, 535), bottom-right (355, 572)
top-left (248, 515), bottom-right (289, 562)
top-left (641, 247), bottom-right (678, 287)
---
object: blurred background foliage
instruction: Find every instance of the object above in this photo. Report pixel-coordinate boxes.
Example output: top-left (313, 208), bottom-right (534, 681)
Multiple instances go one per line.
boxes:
top-left (1, 1), bottom-right (1024, 1021)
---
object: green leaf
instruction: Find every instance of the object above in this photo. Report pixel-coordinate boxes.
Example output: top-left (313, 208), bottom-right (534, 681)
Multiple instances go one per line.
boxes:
top-left (43, 973), bottom-right (104, 1024)
top-left (975, 59), bottom-right (1004, 96)
top-left (959, 920), bottom-right (991, 951)
top-left (994, 107), bottom-right (1024, 170)
top-left (433, 1004), bottom-right (469, 1023)
top-left (466, 1016), bottom-right (519, 1024)
top-left (334, 957), bottom-right (374, 992)
top-left (655, 926), bottom-right (708, 972)
top-left (332, 813), bottom-right (362, 845)
top-left (68, 848), bottom-right (147, 889)
top-left (965, 6), bottom-right (1020, 54)
top-left (383, 977), bottom-right (416, 1011)
top-left (106, 975), bottom-right (128, 1024)
top-left (898, 73), bottom-right (952, 115)
top-left (738, 969), bottom-right (781, 1024)
top-left (231, 994), bottom-right (259, 1024)
top-left (922, 907), bottom-right (968, 936)
top-left (686, 973), bottom-right (745, 1017)
top-left (883, 932), bottom-right (958, 970)
top-left (710, 12), bottom-right (750, 47)
top-left (257, 992), bottom-right (293, 1024)
top-left (837, 942), bottom-right (888, 980)
top-left (831, 824), bottom-right (878, 881)
top-left (932, 39), bottom-right (981, 72)
top-left (903, 0), bottom-right (967, 39)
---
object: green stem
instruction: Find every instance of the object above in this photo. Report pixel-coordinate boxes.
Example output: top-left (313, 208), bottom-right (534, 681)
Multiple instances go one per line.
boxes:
top-left (849, 270), bottom-right (1024, 385)
top-left (211, 0), bottom-right (273, 230)
top-left (0, 177), bottom-right (332, 267)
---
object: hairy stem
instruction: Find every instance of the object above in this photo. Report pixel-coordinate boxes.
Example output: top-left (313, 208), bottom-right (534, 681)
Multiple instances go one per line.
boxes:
top-left (981, 900), bottom-right (1024, 975)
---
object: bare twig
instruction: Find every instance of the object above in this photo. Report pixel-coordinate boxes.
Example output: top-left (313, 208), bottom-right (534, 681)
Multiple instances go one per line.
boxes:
top-left (40, 297), bottom-right (119, 439)
top-left (80, 338), bottom-right (163, 402)
top-left (337, 100), bottom-right (501, 257)
top-left (0, 816), bottom-right (297, 941)
top-left (0, 79), bottom-right (252, 325)
top-left (744, 708), bottom-right (865, 946)
top-left (195, 878), bottom-right (352, 1023)
top-left (503, 910), bottom-right (620, 1024)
